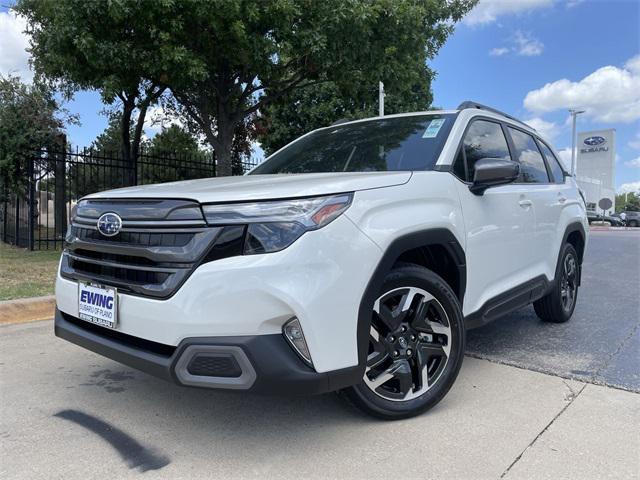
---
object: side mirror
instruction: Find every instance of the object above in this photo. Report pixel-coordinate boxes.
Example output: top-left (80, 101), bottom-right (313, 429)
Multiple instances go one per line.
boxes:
top-left (469, 158), bottom-right (520, 195)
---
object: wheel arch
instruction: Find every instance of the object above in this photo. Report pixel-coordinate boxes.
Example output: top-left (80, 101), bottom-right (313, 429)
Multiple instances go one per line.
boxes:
top-left (556, 222), bottom-right (586, 287)
top-left (356, 229), bottom-right (466, 367)
top-left (563, 222), bottom-right (586, 264)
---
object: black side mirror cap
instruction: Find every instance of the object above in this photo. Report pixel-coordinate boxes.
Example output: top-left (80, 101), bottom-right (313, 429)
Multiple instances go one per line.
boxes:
top-left (469, 158), bottom-right (520, 195)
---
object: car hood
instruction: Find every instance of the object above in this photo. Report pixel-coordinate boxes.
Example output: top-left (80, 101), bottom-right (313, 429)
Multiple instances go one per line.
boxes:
top-left (84, 171), bottom-right (412, 203)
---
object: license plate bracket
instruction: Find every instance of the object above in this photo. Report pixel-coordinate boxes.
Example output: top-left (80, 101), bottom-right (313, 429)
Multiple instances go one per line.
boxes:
top-left (78, 282), bottom-right (118, 329)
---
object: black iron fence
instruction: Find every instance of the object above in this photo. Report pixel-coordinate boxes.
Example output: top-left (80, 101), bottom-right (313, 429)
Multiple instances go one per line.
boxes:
top-left (1, 148), bottom-right (259, 250)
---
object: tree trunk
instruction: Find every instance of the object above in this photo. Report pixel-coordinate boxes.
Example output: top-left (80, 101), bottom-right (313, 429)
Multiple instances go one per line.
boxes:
top-left (215, 117), bottom-right (235, 177)
top-left (121, 99), bottom-right (136, 186)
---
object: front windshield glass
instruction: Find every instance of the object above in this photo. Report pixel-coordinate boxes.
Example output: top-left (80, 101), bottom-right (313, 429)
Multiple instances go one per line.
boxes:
top-left (251, 113), bottom-right (457, 174)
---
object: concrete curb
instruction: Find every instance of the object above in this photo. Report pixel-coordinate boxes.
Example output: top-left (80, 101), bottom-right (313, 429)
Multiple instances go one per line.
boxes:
top-left (0, 295), bottom-right (56, 325)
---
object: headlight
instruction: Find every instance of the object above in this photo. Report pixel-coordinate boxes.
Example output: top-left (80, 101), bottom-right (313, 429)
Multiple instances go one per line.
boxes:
top-left (202, 193), bottom-right (353, 254)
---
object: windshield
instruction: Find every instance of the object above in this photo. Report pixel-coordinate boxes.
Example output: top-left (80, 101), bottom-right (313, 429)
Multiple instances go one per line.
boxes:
top-left (251, 113), bottom-right (457, 174)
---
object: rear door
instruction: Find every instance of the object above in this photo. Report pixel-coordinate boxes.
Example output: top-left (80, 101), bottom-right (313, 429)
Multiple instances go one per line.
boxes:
top-left (452, 118), bottom-right (536, 317)
top-left (537, 139), bottom-right (577, 277)
top-left (505, 127), bottom-right (562, 281)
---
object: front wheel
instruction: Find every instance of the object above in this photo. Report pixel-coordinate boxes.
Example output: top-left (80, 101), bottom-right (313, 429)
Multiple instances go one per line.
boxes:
top-left (341, 264), bottom-right (465, 420)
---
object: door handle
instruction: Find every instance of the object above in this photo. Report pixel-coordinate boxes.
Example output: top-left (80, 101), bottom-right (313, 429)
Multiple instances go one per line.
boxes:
top-left (518, 199), bottom-right (533, 208)
top-left (558, 195), bottom-right (567, 203)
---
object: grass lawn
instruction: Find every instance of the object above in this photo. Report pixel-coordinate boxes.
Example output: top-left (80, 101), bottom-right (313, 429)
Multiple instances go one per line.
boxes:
top-left (0, 243), bottom-right (61, 301)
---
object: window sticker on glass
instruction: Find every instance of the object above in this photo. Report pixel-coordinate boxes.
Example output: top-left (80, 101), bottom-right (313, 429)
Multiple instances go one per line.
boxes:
top-left (422, 119), bottom-right (446, 138)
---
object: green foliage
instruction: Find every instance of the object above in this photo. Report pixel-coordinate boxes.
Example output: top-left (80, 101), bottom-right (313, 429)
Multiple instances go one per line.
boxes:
top-left (615, 192), bottom-right (640, 212)
top-left (165, 0), bottom-right (476, 174)
top-left (90, 115), bottom-right (131, 155)
top-left (146, 125), bottom-right (204, 158)
top-left (15, 0), bottom-right (182, 168)
top-left (16, 0), bottom-right (477, 177)
top-left (0, 75), bottom-right (72, 195)
top-left (258, 75), bottom-right (434, 155)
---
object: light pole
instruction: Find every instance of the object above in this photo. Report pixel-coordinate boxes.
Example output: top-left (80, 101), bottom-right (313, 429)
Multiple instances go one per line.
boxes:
top-left (379, 81), bottom-right (385, 117)
top-left (569, 108), bottom-right (585, 176)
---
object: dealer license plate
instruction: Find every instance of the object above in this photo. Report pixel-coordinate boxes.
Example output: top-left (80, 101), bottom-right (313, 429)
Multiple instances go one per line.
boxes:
top-left (78, 282), bottom-right (118, 329)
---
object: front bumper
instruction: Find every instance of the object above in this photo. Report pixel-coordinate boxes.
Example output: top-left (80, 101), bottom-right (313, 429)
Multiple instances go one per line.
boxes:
top-left (55, 309), bottom-right (362, 395)
top-left (55, 214), bottom-right (382, 374)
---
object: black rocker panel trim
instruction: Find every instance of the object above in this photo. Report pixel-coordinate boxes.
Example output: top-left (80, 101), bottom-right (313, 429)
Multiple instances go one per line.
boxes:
top-left (356, 229), bottom-right (466, 368)
top-left (464, 275), bottom-right (550, 329)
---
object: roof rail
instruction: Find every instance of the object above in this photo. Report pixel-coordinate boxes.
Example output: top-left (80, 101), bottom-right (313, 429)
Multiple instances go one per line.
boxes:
top-left (457, 101), bottom-right (535, 131)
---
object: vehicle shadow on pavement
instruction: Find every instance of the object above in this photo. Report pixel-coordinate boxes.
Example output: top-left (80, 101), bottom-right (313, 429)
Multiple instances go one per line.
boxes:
top-left (54, 409), bottom-right (170, 472)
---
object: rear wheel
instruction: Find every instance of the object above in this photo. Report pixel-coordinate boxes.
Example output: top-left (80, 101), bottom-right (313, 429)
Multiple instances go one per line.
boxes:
top-left (534, 243), bottom-right (579, 323)
top-left (629, 219), bottom-right (638, 228)
top-left (342, 264), bottom-right (465, 420)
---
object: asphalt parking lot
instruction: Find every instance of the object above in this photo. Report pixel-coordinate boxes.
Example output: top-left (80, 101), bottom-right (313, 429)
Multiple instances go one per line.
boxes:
top-left (1, 229), bottom-right (639, 479)
top-left (467, 229), bottom-right (640, 392)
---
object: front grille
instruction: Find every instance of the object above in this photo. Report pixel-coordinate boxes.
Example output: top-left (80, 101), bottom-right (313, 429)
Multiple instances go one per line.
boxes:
top-left (68, 257), bottom-right (171, 285)
top-left (61, 199), bottom-right (223, 298)
top-left (72, 226), bottom-right (194, 247)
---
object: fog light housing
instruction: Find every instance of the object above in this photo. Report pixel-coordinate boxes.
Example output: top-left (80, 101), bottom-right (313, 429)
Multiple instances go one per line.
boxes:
top-left (283, 317), bottom-right (313, 368)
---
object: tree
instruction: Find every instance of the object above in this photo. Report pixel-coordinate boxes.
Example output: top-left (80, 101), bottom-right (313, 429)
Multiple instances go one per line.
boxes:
top-left (15, 0), bottom-right (185, 182)
top-left (0, 75), bottom-right (72, 195)
top-left (165, 0), bottom-right (476, 175)
top-left (615, 192), bottom-right (640, 212)
top-left (146, 125), bottom-right (203, 158)
top-left (257, 73), bottom-right (434, 155)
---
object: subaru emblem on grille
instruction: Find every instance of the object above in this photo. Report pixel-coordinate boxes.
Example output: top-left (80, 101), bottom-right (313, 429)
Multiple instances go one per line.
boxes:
top-left (97, 212), bottom-right (122, 237)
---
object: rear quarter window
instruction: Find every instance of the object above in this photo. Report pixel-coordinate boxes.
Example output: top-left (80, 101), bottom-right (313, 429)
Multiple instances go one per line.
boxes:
top-left (538, 141), bottom-right (566, 184)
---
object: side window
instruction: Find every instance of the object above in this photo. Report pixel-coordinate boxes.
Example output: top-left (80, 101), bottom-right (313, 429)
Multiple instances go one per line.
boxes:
top-left (507, 127), bottom-right (550, 183)
top-left (452, 148), bottom-right (466, 180)
top-left (538, 141), bottom-right (565, 184)
top-left (461, 120), bottom-right (511, 181)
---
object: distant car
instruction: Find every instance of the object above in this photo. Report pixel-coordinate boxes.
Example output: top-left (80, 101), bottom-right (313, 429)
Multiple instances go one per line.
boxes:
top-left (587, 213), bottom-right (624, 227)
top-left (620, 211), bottom-right (640, 227)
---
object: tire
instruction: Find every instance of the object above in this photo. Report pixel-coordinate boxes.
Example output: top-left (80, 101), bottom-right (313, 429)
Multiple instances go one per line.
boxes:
top-left (629, 220), bottom-right (638, 228)
top-left (534, 243), bottom-right (579, 323)
top-left (341, 263), bottom-right (465, 420)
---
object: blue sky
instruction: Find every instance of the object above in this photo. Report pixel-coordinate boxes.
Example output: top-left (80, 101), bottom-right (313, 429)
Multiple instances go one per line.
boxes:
top-left (1, 0), bottom-right (639, 191)
top-left (431, 0), bottom-right (639, 192)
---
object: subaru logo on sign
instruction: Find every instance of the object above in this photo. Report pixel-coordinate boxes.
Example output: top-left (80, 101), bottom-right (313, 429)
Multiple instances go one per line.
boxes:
top-left (584, 136), bottom-right (606, 146)
top-left (97, 212), bottom-right (122, 237)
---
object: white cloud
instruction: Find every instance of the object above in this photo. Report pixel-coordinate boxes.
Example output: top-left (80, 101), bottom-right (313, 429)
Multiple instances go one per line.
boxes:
top-left (524, 117), bottom-right (559, 140)
top-left (143, 105), bottom-right (183, 135)
top-left (624, 157), bottom-right (640, 168)
top-left (489, 47), bottom-right (510, 57)
top-left (566, 0), bottom-right (584, 8)
top-left (514, 30), bottom-right (544, 56)
top-left (557, 147), bottom-right (572, 170)
top-left (523, 55), bottom-right (640, 123)
top-left (618, 182), bottom-right (640, 194)
top-left (0, 11), bottom-right (32, 82)
top-left (489, 31), bottom-right (544, 58)
top-left (464, 0), bottom-right (554, 25)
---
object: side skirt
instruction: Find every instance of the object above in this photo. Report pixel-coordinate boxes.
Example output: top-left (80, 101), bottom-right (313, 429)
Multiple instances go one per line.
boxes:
top-left (464, 275), bottom-right (551, 329)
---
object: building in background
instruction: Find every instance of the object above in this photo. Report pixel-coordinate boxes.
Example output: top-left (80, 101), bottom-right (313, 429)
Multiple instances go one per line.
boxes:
top-left (576, 129), bottom-right (616, 215)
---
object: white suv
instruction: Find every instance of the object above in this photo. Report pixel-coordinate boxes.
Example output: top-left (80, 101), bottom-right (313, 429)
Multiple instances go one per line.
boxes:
top-left (55, 102), bottom-right (588, 419)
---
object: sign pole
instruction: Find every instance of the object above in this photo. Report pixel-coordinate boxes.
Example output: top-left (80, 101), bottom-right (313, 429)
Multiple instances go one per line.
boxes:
top-left (379, 82), bottom-right (385, 117)
top-left (569, 108), bottom-right (585, 176)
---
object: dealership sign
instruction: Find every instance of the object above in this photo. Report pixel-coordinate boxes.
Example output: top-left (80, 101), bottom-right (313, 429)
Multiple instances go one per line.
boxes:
top-left (581, 135), bottom-right (608, 154)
